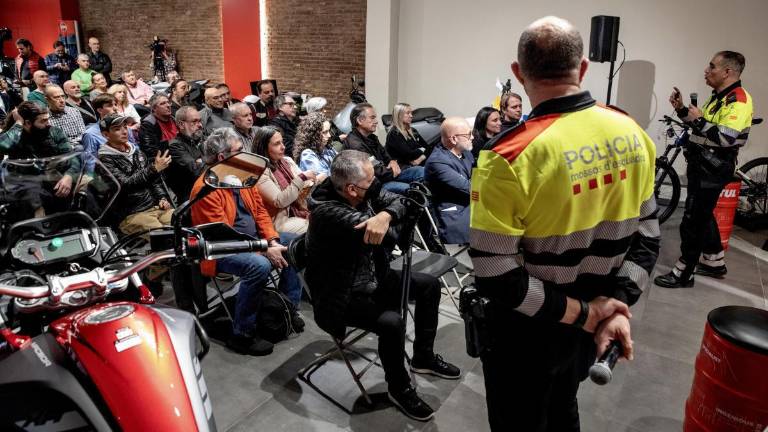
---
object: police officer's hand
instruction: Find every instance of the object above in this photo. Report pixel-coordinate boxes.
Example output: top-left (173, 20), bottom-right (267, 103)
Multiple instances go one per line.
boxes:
top-left (595, 313), bottom-right (634, 361)
top-left (686, 104), bottom-right (702, 120)
top-left (584, 296), bottom-right (631, 333)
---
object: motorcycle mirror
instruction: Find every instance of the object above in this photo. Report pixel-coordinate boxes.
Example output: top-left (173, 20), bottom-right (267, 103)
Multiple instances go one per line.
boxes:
top-left (204, 151), bottom-right (268, 189)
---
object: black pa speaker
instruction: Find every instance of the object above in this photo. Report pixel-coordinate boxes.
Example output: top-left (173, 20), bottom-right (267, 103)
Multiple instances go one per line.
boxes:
top-left (589, 16), bottom-right (620, 63)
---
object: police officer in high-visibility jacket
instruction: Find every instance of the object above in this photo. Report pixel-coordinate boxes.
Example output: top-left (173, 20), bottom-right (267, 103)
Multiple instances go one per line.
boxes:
top-left (469, 16), bottom-right (659, 431)
top-left (655, 51), bottom-right (753, 288)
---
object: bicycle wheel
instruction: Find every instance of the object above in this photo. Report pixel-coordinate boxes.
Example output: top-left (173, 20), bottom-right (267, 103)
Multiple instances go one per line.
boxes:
top-left (736, 157), bottom-right (768, 228)
top-left (654, 159), bottom-right (681, 225)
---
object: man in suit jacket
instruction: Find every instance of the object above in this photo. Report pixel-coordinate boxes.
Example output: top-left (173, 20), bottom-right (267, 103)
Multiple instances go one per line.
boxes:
top-left (424, 117), bottom-right (474, 245)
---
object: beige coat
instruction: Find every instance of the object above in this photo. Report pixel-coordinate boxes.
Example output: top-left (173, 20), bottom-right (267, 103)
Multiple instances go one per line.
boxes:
top-left (256, 157), bottom-right (311, 234)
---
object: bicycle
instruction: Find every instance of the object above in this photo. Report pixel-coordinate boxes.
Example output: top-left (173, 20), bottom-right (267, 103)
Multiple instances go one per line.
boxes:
top-left (653, 115), bottom-right (766, 225)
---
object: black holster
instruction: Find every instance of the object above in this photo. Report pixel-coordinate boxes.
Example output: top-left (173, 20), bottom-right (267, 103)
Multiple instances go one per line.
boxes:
top-left (459, 285), bottom-right (491, 358)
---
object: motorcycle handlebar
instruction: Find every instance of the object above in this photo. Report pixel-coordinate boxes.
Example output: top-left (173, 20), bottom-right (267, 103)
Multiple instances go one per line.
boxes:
top-left (0, 239), bottom-right (269, 300)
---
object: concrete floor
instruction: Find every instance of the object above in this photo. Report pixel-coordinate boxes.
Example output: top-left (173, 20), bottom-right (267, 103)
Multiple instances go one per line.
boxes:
top-left (179, 212), bottom-right (768, 432)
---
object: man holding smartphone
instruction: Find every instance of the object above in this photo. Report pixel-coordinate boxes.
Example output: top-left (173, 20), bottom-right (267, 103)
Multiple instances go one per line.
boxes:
top-left (655, 51), bottom-right (753, 288)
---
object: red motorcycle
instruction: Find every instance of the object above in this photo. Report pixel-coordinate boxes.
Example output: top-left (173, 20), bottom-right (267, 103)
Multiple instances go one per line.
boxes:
top-left (0, 151), bottom-right (270, 431)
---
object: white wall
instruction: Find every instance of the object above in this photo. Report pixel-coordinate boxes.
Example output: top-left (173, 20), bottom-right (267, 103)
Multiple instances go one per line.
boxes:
top-left (385, 0), bottom-right (768, 162)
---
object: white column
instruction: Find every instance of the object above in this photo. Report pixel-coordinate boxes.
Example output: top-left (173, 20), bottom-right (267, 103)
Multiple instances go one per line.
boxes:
top-left (365, 0), bottom-right (400, 134)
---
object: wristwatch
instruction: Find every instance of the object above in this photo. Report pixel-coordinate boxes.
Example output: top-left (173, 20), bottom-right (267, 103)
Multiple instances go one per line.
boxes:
top-left (573, 299), bottom-right (589, 329)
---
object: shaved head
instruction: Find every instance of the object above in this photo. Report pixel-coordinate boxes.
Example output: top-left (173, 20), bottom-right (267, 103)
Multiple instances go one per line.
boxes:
top-left (517, 16), bottom-right (583, 81)
top-left (441, 116), bottom-right (473, 154)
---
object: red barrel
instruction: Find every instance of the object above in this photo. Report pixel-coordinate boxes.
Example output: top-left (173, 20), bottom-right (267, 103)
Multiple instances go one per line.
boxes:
top-left (684, 306), bottom-right (768, 432)
top-left (713, 181), bottom-right (741, 250)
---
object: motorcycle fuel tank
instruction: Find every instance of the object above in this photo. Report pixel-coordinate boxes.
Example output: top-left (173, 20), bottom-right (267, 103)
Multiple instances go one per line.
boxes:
top-left (52, 302), bottom-right (215, 431)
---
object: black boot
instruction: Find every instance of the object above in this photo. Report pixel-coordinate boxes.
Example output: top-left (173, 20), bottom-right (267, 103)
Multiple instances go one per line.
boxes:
top-left (654, 271), bottom-right (694, 288)
top-left (694, 263), bottom-right (727, 278)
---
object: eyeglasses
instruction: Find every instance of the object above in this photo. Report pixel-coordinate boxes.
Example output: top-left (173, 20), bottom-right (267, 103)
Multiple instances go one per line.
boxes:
top-left (349, 183), bottom-right (369, 192)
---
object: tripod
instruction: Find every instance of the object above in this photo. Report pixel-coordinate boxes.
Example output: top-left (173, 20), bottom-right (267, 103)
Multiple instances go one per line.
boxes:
top-left (396, 183), bottom-right (431, 357)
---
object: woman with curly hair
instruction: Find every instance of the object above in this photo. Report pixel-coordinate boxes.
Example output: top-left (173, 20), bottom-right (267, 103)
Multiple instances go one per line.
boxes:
top-left (293, 111), bottom-right (337, 178)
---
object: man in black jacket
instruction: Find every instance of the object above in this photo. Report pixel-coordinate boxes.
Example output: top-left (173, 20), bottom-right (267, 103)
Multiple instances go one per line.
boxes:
top-left (305, 150), bottom-right (460, 422)
top-left (167, 106), bottom-right (204, 200)
top-left (140, 93), bottom-right (177, 158)
top-left (251, 79), bottom-right (276, 127)
top-left (87, 37), bottom-right (112, 84)
top-left (267, 94), bottom-right (298, 157)
top-left (344, 103), bottom-right (424, 195)
top-left (98, 113), bottom-right (172, 235)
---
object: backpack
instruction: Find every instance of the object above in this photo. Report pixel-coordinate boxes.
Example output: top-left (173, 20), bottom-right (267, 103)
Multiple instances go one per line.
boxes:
top-left (256, 288), bottom-right (297, 343)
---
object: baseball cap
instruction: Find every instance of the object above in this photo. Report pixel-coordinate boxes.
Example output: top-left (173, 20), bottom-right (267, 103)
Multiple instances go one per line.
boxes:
top-left (99, 114), bottom-right (131, 131)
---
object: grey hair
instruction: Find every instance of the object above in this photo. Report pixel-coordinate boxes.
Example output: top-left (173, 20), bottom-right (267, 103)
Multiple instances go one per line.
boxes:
top-left (229, 102), bottom-right (251, 117)
top-left (331, 150), bottom-right (370, 192)
top-left (77, 53), bottom-right (89, 61)
top-left (149, 93), bottom-right (169, 111)
top-left (305, 97), bottom-right (327, 113)
top-left (274, 94), bottom-right (294, 109)
top-left (174, 105), bottom-right (198, 123)
top-left (202, 127), bottom-right (241, 164)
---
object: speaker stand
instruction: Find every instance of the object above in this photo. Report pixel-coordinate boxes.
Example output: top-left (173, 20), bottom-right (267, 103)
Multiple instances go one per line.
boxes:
top-left (606, 59), bottom-right (616, 105)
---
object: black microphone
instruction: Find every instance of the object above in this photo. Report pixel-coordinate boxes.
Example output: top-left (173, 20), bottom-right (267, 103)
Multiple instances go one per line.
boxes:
top-left (690, 92), bottom-right (698, 107)
top-left (589, 340), bottom-right (623, 385)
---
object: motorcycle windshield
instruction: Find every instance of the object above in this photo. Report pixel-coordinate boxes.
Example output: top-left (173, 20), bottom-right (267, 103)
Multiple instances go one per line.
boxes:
top-left (0, 151), bottom-right (120, 225)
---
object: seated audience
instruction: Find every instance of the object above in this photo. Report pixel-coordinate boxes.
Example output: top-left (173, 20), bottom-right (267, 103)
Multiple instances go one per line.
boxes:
top-left (0, 78), bottom-right (18, 124)
top-left (294, 112), bottom-right (337, 178)
top-left (87, 37), bottom-right (113, 84)
top-left (424, 117), bottom-right (474, 245)
top-left (230, 102), bottom-right (259, 149)
top-left (500, 92), bottom-right (523, 132)
top-left (268, 94), bottom-right (299, 157)
top-left (98, 113), bottom-right (172, 234)
top-left (385, 102), bottom-right (430, 167)
top-left (107, 84), bottom-right (141, 124)
top-left (82, 94), bottom-right (137, 164)
top-left (122, 70), bottom-right (154, 106)
top-left (71, 54), bottom-right (95, 97)
top-left (167, 106), bottom-right (205, 201)
top-left (45, 84), bottom-right (86, 143)
top-left (44, 41), bottom-right (75, 85)
top-left (251, 79), bottom-right (277, 127)
top-left (344, 102), bottom-right (424, 195)
top-left (140, 93), bottom-right (177, 158)
top-left (304, 96), bottom-right (327, 114)
top-left (470, 106), bottom-right (501, 160)
top-left (169, 79), bottom-right (190, 115)
top-left (253, 126), bottom-right (315, 234)
top-left (89, 73), bottom-right (109, 99)
top-left (63, 79), bottom-right (98, 125)
top-left (305, 150), bottom-right (461, 421)
top-left (190, 127), bottom-right (303, 356)
top-left (200, 87), bottom-right (233, 134)
top-left (26, 70), bottom-right (50, 106)
top-left (14, 38), bottom-right (46, 90)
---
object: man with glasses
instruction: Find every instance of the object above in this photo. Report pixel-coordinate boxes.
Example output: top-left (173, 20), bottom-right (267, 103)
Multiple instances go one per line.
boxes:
top-left (200, 86), bottom-right (233, 135)
top-left (268, 94), bottom-right (299, 157)
top-left (424, 117), bottom-right (474, 245)
top-left (305, 150), bottom-right (461, 422)
top-left (168, 106), bottom-right (205, 200)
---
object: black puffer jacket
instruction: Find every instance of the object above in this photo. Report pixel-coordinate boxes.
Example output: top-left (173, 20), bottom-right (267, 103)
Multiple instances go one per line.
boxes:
top-left (304, 178), bottom-right (405, 338)
top-left (98, 142), bottom-right (170, 225)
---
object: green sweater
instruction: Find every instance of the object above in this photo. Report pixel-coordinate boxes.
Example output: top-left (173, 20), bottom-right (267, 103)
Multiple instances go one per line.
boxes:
top-left (71, 68), bottom-right (95, 95)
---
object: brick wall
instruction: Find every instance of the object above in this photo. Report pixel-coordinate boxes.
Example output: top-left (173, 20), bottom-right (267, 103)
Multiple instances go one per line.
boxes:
top-left (265, 0), bottom-right (366, 115)
top-left (78, 0), bottom-right (224, 83)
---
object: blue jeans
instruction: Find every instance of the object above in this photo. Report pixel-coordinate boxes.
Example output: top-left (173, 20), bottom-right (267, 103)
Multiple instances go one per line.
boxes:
top-left (382, 166), bottom-right (425, 195)
top-left (215, 232), bottom-right (302, 337)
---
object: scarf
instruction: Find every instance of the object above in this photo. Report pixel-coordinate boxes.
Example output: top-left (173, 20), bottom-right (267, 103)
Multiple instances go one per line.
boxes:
top-left (272, 158), bottom-right (309, 219)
